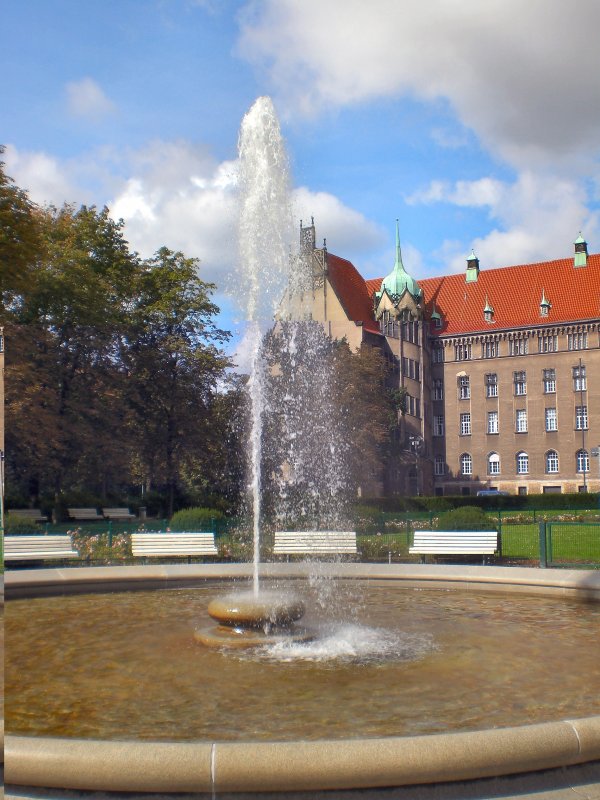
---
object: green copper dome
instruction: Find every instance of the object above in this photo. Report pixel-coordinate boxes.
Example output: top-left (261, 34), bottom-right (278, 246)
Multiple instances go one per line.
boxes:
top-left (378, 221), bottom-right (422, 301)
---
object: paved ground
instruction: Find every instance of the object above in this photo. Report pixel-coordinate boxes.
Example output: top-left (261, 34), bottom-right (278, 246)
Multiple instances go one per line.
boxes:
top-left (5, 761), bottom-right (600, 800)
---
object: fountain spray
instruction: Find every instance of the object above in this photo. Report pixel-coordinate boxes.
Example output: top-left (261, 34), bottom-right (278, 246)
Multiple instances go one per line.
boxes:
top-left (237, 97), bottom-right (293, 595)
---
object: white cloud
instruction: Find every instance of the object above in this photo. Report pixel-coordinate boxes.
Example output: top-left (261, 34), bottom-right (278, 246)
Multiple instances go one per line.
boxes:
top-left (66, 77), bottom-right (116, 121)
top-left (415, 171), bottom-right (600, 272)
top-left (237, 0), bottom-right (600, 170)
top-left (3, 144), bottom-right (79, 207)
top-left (292, 187), bottom-right (385, 255)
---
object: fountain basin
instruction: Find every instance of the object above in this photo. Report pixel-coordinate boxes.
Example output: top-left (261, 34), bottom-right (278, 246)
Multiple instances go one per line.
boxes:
top-left (4, 562), bottom-right (600, 796)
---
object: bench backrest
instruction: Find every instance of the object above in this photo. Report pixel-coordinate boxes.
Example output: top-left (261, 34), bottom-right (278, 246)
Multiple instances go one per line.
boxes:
top-left (4, 535), bottom-right (79, 560)
top-left (274, 531), bottom-right (357, 554)
top-left (8, 509), bottom-right (44, 518)
top-left (131, 532), bottom-right (218, 555)
top-left (410, 530), bottom-right (498, 554)
top-left (68, 508), bottom-right (102, 518)
top-left (103, 508), bottom-right (135, 517)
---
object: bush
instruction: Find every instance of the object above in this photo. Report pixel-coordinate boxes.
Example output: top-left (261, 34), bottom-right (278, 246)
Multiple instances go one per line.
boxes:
top-left (4, 513), bottom-right (44, 534)
top-left (170, 507), bottom-right (225, 531)
top-left (434, 506), bottom-right (496, 531)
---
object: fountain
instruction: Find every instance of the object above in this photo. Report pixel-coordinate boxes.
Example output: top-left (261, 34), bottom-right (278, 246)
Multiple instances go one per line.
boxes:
top-left (3, 97), bottom-right (600, 796)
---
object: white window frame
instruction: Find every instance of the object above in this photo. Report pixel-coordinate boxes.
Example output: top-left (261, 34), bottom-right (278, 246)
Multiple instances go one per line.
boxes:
top-left (516, 452), bottom-right (529, 474)
top-left (487, 411), bottom-right (499, 434)
top-left (514, 371), bottom-right (527, 396)
top-left (485, 373), bottom-right (498, 398)
top-left (573, 365), bottom-right (587, 391)
top-left (460, 413), bottom-right (471, 436)
top-left (434, 456), bottom-right (445, 476)
top-left (543, 369), bottom-right (556, 394)
top-left (433, 415), bottom-right (445, 436)
top-left (576, 449), bottom-right (590, 473)
top-left (488, 453), bottom-right (500, 475)
top-left (459, 376), bottom-right (470, 399)
top-left (545, 450), bottom-right (559, 474)
top-left (545, 408), bottom-right (557, 432)
top-left (516, 409), bottom-right (528, 433)
top-left (460, 453), bottom-right (472, 476)
top-left (575, 405), bottom-right (588, 430)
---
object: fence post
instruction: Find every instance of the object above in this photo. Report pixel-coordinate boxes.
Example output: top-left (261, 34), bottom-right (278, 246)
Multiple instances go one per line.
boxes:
top-left (108, 520), bottom-right (113, 549)
top-left (538, 520), bottom-right (547, 568)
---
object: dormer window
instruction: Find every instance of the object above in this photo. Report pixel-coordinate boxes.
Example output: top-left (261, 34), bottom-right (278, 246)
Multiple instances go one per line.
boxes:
top-left (540, 289), bottom-right (551, 317)
top-left (483, 296), bottom-right (494, 323)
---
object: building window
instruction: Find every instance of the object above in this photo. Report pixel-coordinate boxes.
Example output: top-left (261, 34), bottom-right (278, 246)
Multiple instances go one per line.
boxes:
top-left (432, 379), bottom-right (444, 401)
top-left (543, 368), bottom-right (556, 393)
top-left (455, 342), bottom-right (472, 361)
top-left (482, 340), bottom-right (498, 358)
top-left (545, 408), bottom-right (557, 432)
top-left (434, 456), bottom-right (445, 476)
top-left (516, 452), bottom-right (529, 474)
top-left (514, 371), bottom-right (527, 395)
top-left (485, 373), bottom-right (498, 397)
top-left (545, 450), bottom-right (559, 474)
top-left (538, 335), bottom-right (558, 353)
top-left (516, 409), bottom-right (528, 433)
top-left (509, 338), bottom-right (529, 356)
top-left (488, 452), bottom-right (500, 475)
top-left (573, 365), bottom-right (587, 391)
top-left (568, 332), bottom-right (588, 351)
top-left (487, 411), bottom-right (499, 434)
top-left (459, 375), bottom-right (470, 399)
top-left (433, 415), bottom-right (445, 436)
top-left (432, 344), bottom-right (444, 363)
top-left (460, 413), bottom-right (471, 436)
top-left (460, 453), bottom-right (472, 476)
top-left (402, 320), bottom-right (420, 344)
top-left (575, 405), bottom-right (588, 430)
top-left (576, 449), bottom-right (590, 473)
top-left (402, 357), bottom-right (420, 381)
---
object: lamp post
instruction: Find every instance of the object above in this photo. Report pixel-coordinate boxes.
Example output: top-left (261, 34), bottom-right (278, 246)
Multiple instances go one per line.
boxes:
top-left (409, 435), bottom-right (423, 496)
top-left (0, 449), bottom-right (5, 535)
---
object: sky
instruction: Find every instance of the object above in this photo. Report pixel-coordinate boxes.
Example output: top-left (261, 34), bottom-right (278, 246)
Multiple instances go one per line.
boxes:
top-left (4, 0), bottom-right (600, 366)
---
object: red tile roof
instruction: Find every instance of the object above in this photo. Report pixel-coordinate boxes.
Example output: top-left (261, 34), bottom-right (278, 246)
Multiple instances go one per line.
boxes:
top-left (327, 253), bottom-right (380, 333)
top-left (328, 251), bottom-right (600, 336)
top-left (419, 254), bottom-right (600, 335)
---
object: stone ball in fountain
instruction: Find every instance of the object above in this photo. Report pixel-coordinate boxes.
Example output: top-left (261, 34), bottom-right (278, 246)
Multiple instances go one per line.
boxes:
top-left (208, 590), bottom-right (305, 628)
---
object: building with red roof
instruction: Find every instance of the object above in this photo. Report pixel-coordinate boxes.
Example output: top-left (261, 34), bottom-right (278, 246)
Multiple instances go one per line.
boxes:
top-left (300, 221), bottom-right (599, 497)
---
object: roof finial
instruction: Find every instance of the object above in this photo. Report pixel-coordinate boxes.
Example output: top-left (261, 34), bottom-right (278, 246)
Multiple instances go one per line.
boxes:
top-left (395, 218), bottom-right (404, 270)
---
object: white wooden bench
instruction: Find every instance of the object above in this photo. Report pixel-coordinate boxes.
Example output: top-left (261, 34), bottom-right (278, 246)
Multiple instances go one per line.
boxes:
top-left (68, 507), bottom-right (103, 521)
top-left (273, 531), bottom-right (357, 558)
top-left (409, 530), bottom-right (498, 564)
top-left (8, 508), bottom-right (49, 522)
top-left (4, 535), bottom-right (79, 562)
top-left (103, 507), bottom-right (136, 520)
top-left (131, 532), bottom-right (218, 562)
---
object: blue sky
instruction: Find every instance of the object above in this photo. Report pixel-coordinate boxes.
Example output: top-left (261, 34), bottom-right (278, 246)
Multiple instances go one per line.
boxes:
top-left (4, 0), bottom-right (600, 363)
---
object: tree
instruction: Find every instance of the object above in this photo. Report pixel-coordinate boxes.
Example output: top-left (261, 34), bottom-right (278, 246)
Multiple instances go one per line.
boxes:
top-left (124, 247), bottom-right (231, 516)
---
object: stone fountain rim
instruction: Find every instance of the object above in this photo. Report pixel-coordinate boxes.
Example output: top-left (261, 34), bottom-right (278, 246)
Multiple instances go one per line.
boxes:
top-left (4, 562), bottom-right (600, 795)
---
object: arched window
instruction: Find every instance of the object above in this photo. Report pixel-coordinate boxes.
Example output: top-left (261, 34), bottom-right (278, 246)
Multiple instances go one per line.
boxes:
top-left (545, 450), bottom-right (559, 473)
top-left (516, 451), bottom-right (529, 474)
top-left (487, 452), bottom-right (500, 475)
top-left (576, 449), bottom-right (590, 473)
top-left (460, 453), bottom-right (472, 476)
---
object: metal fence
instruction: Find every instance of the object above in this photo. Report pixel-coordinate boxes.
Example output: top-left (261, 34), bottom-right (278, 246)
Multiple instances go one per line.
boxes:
top-left (4, 514), bottom-right (600, 569)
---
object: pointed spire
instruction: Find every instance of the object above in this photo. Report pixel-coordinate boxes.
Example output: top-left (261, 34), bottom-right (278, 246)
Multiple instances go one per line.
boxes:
top-left (394, 218), bottom-right (405, 271)
top-left (377, 220), bottom-right (422, 301)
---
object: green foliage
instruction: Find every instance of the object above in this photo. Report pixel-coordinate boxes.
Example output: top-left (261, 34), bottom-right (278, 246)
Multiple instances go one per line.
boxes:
top-left (169, 507), bottom-right (225, 531)
top-left (4, 513), bottom-right (44, 534)
top-left (434, 506), bottom-right (496, 531)
top-left (2, 168), bottom-right (240, 515)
